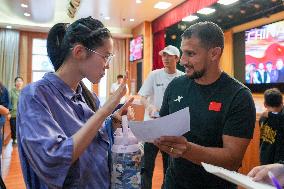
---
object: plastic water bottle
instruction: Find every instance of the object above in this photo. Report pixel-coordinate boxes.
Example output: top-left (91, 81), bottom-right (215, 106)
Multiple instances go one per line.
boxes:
top-left (111, 116), bottom-right (142, 189)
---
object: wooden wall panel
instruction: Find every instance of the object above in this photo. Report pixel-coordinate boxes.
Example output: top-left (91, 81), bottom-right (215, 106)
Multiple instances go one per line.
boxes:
top-left (128, 21), bottom-right (152, 94)
top-left (220, 30), bottom-right (234, 76)
top-left (19, 31), bottom-right (48, 84)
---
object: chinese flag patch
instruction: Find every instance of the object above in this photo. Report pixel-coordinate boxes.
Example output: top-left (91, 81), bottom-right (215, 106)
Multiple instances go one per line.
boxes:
top-left (209, 101), bottom-right (222, 112)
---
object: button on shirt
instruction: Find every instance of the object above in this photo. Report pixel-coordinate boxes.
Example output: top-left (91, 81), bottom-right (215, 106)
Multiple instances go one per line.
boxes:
top-left (17, 73), bottom-right (111, 189)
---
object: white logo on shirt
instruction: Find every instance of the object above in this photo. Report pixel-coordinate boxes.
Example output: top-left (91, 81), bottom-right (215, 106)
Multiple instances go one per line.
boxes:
top-left (174, 96), bottom-right (183, 102)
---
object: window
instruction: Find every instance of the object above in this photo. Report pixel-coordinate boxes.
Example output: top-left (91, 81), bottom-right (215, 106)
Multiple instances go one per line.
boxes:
top-left (31, 38), bottom-right (94, 93)
top-left (32, 38), bottom-right (54, 82)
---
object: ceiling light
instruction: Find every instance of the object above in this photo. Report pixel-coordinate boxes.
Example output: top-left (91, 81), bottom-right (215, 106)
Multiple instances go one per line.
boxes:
top-left (240, 9), bottom-right (246, 14)
top-left (197, 8), bottom-right (216, 15)
top-left (104, 16), bottom-right (110, 20)
top-left (217, 0), bottom-right (239, 5)
top-left (136, 0), bottom-right (142, 3)
top-left (228, 14), bottom-right (234, 19)
top-left (154, 2), bottom-right (172, 9)
top-left (182, 15), bottom-right (199, 22)
top-left (21, 3), bottom-right (28, 8)
top-left (254, 3), bottom-right (261, 9)
top-left (6, 26), bottom-right (12, 29)
top-left (130, 18), bottom-right (135, 22)
top-left (24, 12), bottom-right (31, 17)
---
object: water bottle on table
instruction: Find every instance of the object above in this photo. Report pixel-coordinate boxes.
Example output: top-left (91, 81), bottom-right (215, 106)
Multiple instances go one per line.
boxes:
top-left (111, 115), bottom-right (143, 189)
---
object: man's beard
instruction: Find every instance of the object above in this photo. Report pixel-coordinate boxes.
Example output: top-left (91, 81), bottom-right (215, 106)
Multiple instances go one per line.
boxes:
top-left (187, 68), bottom-right (206, 79)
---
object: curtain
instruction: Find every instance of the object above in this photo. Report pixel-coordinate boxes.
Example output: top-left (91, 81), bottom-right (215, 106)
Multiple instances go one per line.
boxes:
top-left (0, 29), bottom-right (20, 90)
top-left (152, 0), bottom-right (219, 34)
top-left (152, 30), bottom-right (165, 70)
top-left (106, 38), bottom-right (126, 98)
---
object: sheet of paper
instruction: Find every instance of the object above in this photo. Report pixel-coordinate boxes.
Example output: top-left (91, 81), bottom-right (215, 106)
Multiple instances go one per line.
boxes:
top-left (201, 162), bottom-right (275, 189)
top-left (128, 107), bottom-right (190, 142)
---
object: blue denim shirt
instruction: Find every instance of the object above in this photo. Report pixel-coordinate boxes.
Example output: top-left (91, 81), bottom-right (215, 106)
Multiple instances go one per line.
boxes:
top-left (0, 86), bottom-right (10, 126)
top-left (17, 73), bottom-right (113, 189)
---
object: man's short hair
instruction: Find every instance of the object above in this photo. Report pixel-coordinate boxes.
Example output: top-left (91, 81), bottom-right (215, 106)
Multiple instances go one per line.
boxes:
top-left (264, 88), bottom-right (283, 107)
top-left (117, 74), bottom-right (123, 79)
top-left (181, 21), bottom-right (224, 50)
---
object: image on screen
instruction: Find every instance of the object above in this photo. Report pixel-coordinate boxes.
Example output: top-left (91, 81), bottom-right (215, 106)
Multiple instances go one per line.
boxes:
top-left (245, 20), bottom-right (284, 84)
top-left (129, 36), bottom-right (143, 62)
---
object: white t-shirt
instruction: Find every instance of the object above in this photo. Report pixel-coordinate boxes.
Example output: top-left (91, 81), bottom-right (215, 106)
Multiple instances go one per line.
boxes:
top-left (138, 68), bottom-right (184, 119)
top-left (110, 82), bottom-right (128, 104)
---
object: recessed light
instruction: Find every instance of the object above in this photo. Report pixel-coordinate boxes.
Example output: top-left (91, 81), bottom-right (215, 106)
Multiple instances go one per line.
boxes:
top-left (197, 7), bottom-right (216, 15)
top-left (6, 26), bottom-right (12, 29)
top-left (104, 16), bottom-right (110, 20)
top-left (136, 0), bottom-right (142, 3)
top-left (24, 12), bottom-right (31, 17)
top-left (217, 0), bottom-right (239, 5)
top-left (240, 9), bottom-right (246, 14)
top-left (182, 15), bottom-right (199, 22)
top-left (130, 18), bottom-right (135, 22)
top-left (254, 3), bottom-right (260, 9)
top-left (228, 14), bottom-right (234, 19)
top-left (154, 2), bottom-right (172, 9)
top-left (21, 3), bottom-right (28, 8)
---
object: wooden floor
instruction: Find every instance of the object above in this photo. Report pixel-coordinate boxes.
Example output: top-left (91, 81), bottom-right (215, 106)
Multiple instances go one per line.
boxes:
top-left (2, 140), bottom-right (163, 189)
top-left (2, 141), bottom-right (25, 189)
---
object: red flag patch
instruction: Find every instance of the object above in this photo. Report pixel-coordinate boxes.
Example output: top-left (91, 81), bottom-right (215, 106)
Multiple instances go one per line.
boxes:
top-left (209, 101), bottom-right (222, 112)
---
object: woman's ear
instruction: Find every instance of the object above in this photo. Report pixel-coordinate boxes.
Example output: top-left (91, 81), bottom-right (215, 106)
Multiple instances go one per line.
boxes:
top-left (71, 44), bottom-right (87, 60)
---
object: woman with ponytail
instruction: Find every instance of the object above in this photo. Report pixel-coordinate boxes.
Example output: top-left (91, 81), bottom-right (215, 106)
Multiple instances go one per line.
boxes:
top-left (17, 17), bottom-right (134, 189)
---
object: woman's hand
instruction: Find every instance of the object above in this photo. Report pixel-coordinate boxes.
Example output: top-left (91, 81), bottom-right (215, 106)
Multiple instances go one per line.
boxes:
top-left (112, 97), bottom-right (135, 129)
top-left (101, 72), bottom-right (129, 116)
top-left (248, 163), bottom-right (284, 185)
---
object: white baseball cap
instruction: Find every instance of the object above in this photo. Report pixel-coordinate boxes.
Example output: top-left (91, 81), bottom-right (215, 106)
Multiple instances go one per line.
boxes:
top-left (159, 45), bottom-right (180, 57)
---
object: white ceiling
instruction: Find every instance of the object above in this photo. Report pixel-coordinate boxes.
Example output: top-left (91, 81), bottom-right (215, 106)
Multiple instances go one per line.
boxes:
top-left (0, 0), bottom-right (186, 38)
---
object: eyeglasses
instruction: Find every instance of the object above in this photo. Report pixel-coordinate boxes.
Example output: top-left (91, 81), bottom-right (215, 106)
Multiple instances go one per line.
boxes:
top-left (85, 47), bottom-right (115, 65)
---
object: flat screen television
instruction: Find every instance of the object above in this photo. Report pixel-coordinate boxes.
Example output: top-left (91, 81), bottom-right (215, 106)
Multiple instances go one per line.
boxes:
top-left (129, 35), bottom-right (143, 62)
top-left (245, 20), bottom-right (284, 85)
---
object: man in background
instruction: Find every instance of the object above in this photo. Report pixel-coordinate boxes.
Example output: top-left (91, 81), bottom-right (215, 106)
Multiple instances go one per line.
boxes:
top-left (138, 45), bottom-right (184, 189)
top-left (259, 88), bottom-right (284, 165)
top-left (110, 74), bottom-right (129, 110)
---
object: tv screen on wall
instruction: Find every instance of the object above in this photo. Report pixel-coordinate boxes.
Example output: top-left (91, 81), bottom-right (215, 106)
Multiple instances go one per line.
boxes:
top-left (245, 20), bottom-right (284, 85)
top-left (129, 35), bottom-right (143, 62)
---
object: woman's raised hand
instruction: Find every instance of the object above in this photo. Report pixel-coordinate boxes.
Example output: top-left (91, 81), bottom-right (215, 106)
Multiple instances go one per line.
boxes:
top-left (101, 71), bottom-right (130, 116)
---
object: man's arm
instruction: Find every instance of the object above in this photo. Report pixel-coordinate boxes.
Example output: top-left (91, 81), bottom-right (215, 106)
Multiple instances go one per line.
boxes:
top-left (0, 105), bottom-right (9, 115)
top-left (140, 96), bottom-right (158, 117)
top-left (154, 135), bottom-right (250, 171)
top-left (138, 71), bottom-right (158, 117)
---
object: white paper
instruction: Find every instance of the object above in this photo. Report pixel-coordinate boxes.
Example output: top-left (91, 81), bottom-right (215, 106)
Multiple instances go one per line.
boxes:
top-left (201, 162), bottom-right (275, 189)
top-left (128, 107), bottom-right (190, 142)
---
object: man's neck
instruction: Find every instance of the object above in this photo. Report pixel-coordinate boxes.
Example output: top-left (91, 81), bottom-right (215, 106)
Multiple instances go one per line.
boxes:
top-left (164, 67), bottom-right (176, 74)
top-left (194, 69), bottom-right (222, 85)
